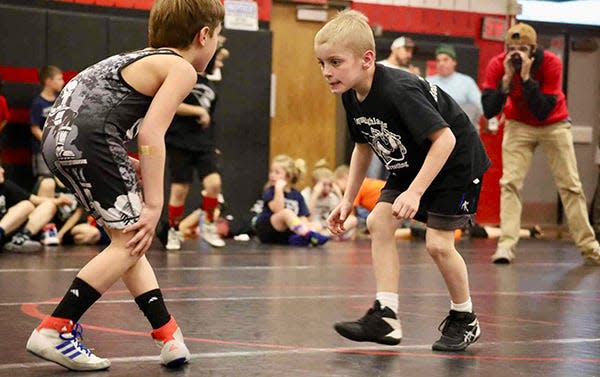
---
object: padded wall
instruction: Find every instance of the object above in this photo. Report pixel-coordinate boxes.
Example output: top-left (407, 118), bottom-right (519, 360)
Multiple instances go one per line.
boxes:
top-left (0, 4), bottom-right (148, 190)
top-left (215, 29), bottom-right (272, 220)
top-left (108, 16), bottom-right (148, 55)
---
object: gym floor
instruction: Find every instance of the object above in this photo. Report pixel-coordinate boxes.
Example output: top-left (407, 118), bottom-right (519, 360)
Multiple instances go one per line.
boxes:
top-left (0, 236), bottom-right (598, 377)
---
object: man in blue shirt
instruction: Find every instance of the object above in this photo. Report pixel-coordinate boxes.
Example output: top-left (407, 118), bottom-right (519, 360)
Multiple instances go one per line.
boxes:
top-left (427, 45), bottom-right (482, 130)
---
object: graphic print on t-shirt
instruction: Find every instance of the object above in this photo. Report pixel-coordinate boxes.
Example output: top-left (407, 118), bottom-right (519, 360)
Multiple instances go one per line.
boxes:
top-left (189, 82), bottom-right (215, 111)
top-left (354, 116), bottom-right (408, 171)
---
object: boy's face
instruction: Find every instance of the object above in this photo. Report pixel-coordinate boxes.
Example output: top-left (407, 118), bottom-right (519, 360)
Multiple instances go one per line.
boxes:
top-left (46, 73), bottom-right (64, 93)
top-left (0, 166), bottom-right (4, 184)
top-left (319, 179), bottom-right (333, 196)
top-left (315, 43), bottom-right (366, 94)
top-left (269, 163), bottom-right (287, 184)
top-left (334, 176), bottom-right (347, 193)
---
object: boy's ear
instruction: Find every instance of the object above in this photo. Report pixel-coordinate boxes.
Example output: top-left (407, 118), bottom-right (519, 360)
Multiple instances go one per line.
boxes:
top-left (196, 26), bottom-right (211, 47)
top-left (362, 50), bottom-right (376, 69)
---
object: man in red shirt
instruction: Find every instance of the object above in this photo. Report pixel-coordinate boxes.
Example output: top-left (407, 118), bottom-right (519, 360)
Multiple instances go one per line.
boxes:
top-left (482, 23), bottom-right (599, 265)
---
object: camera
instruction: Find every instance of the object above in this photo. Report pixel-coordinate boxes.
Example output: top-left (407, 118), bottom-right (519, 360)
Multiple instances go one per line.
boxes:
top-left (510, 52), bottom-right (522, 72)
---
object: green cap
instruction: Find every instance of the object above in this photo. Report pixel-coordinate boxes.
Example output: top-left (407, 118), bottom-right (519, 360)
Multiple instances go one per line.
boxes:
top-left (435, 44), bottom-right (456, 60)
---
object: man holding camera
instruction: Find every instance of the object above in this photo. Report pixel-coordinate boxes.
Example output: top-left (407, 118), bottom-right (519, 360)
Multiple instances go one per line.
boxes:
top-left (482, 22), bottom-right (600, 265)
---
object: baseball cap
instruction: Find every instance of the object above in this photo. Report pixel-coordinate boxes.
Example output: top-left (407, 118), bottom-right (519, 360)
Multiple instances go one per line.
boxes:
top-left (505, 23), bottom-right (537, 45)
top-left (391, 36), bottom-right (415, 50)
top-left (435, 44), bottom-right (456, 59)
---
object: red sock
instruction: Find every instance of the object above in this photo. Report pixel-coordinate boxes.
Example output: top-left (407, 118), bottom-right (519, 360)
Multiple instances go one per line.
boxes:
top-left (168, 205), bottom-right (184, 228)
top-left (201, 195), bottom-right (219, 222)
top-left (37, 315), bottom-right (73, 333)
top-left (151, 316), bottom-right (178, 343)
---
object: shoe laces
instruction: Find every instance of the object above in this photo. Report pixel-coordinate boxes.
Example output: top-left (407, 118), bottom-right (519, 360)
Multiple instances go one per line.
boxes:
top-left (437, 313), bottom-right (465, 338)
top-left (358, 305), bottom-right (382, 324)
top-left (59, 323), bottom-right (92, 357)
top-left (12, 233), bottom-right (28, 245)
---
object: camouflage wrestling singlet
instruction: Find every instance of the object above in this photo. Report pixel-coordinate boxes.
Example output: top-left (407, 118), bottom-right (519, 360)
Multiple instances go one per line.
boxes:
top-left (41, 48), bottom-right (180, 228)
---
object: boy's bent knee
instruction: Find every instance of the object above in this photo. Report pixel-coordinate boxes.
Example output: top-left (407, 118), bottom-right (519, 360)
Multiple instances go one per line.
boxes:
top-left (425, 229), bottom-right (455, 258)
top-left (203, 173), bottom-right (221, 192)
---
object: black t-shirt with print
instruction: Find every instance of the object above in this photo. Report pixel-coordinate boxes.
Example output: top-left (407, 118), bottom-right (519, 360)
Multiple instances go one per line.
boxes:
top-left (343, 64), bottom-right (490, 191)
top-left (165, 74), bottom-right (218, 152)
top-left (0, 180), bottom-right (30, 216)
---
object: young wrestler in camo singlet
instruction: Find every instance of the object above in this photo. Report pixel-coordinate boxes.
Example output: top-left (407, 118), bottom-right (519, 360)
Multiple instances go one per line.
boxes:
top-left (26, 0), bottom-right (224, 371)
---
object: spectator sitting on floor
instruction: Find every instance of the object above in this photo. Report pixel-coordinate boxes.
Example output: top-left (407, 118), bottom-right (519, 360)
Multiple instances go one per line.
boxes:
top-left (302, 159), bottom-right (357, 240)
top-left (0, 168), bottom-right (73, 253)
top-left (253, 154), bottom-right (329, 247)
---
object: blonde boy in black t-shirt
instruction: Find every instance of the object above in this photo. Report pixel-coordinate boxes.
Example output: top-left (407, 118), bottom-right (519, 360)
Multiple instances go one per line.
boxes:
top-left (315, 10), bottom-right (490, 352)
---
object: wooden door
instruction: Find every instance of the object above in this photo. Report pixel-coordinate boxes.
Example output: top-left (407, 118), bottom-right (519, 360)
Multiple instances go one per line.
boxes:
top-left (270, 2), bottom-right (340, 187)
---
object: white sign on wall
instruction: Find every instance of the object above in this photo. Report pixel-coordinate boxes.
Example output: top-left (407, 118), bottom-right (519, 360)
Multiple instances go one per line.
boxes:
top-left (224, 0), bottom-right (259, 31)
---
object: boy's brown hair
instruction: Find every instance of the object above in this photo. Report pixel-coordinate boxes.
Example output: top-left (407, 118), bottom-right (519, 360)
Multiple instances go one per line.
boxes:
top-left (38, 65), bottom-right (62, 85)
top-left (149, 0), bottom-right (225, 49)
top-left (314, 9), bottom-right (375, 58)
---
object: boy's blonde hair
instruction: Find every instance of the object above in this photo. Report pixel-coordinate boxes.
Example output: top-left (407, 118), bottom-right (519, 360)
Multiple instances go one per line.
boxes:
top-left (39, 65), bottom-right (62, 85)
top-left (311, 159), bottom-right (334, 185)
top-left (273, 154), bottom-right (306, 185)
top-left (334, 164), bottom-right (349, 179)
top-left (149, 0), bottom-right (225, 49)
top-left (314, 10), bottom-right (375, 57)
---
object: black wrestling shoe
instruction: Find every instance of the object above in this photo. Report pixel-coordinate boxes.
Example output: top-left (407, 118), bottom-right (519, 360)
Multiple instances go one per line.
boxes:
top-left (432, 310), bottom-right (481, 351)
top-left (334, 300), bottom-right (402, 345)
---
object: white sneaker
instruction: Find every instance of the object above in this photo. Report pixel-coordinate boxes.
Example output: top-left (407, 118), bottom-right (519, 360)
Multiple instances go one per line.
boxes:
top-left (201, 222), bottom-right (225, 248)
top-left (582, 247), bottom-right (600, 266)
top-left (166, 227), bottom-right (182, 251)
top-left (26, 323), bottom-right (110, 371)
top-left (491, 247), bottom-right (515, 264)
top-left (151, 317), bottom-right (190, 368)
top-left (41, 223), bottom-right (60, 246)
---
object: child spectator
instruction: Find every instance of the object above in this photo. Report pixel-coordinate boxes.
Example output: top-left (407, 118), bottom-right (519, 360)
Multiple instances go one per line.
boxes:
top-left (254, 154), bottom-right (329, 246)
top-left (30, 65), bottom-right (64, 180)
top-left (0, 166), bottom-right (72, 252)
top-left (164, 45), bottom-right (230, 250)
top-left (302, 160), bottom-right (357, 239)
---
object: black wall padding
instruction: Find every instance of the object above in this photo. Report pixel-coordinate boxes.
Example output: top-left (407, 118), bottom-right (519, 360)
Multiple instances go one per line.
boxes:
top-left (47, 10), bottom-right (109, 71)
top-left (0, 5), bottom-right (46, 67)
top-left (3, 83), bottom-right (40, 109)
top-left (215, 29), bottom-right (272, 220)
top-left (108, 16), bottom-right (148, 55)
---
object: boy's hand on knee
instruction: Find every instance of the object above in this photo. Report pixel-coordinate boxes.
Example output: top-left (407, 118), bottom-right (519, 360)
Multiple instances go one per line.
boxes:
top-left (328, 201), bottom-right (352, 235)
top-left (123, 206), bottom-right (161, 255)
top-left (392, 191), bottom-right (420, 220)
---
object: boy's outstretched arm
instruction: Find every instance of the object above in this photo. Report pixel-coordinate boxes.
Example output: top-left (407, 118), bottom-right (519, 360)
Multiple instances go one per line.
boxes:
top-left (328, 143), bottom-right (372, 234)
top-left (392, 127), bottom-right (455, 219)
top-left (176, 103), bottom-right (210, 127)
top-left (124, 60), bottom-right (197, 255)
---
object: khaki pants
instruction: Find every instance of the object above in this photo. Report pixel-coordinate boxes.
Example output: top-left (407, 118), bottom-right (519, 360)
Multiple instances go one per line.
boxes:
top-left (591, 169), bottom-right (600, 237)
top-left (498, 120), bottom-right (598, 253)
